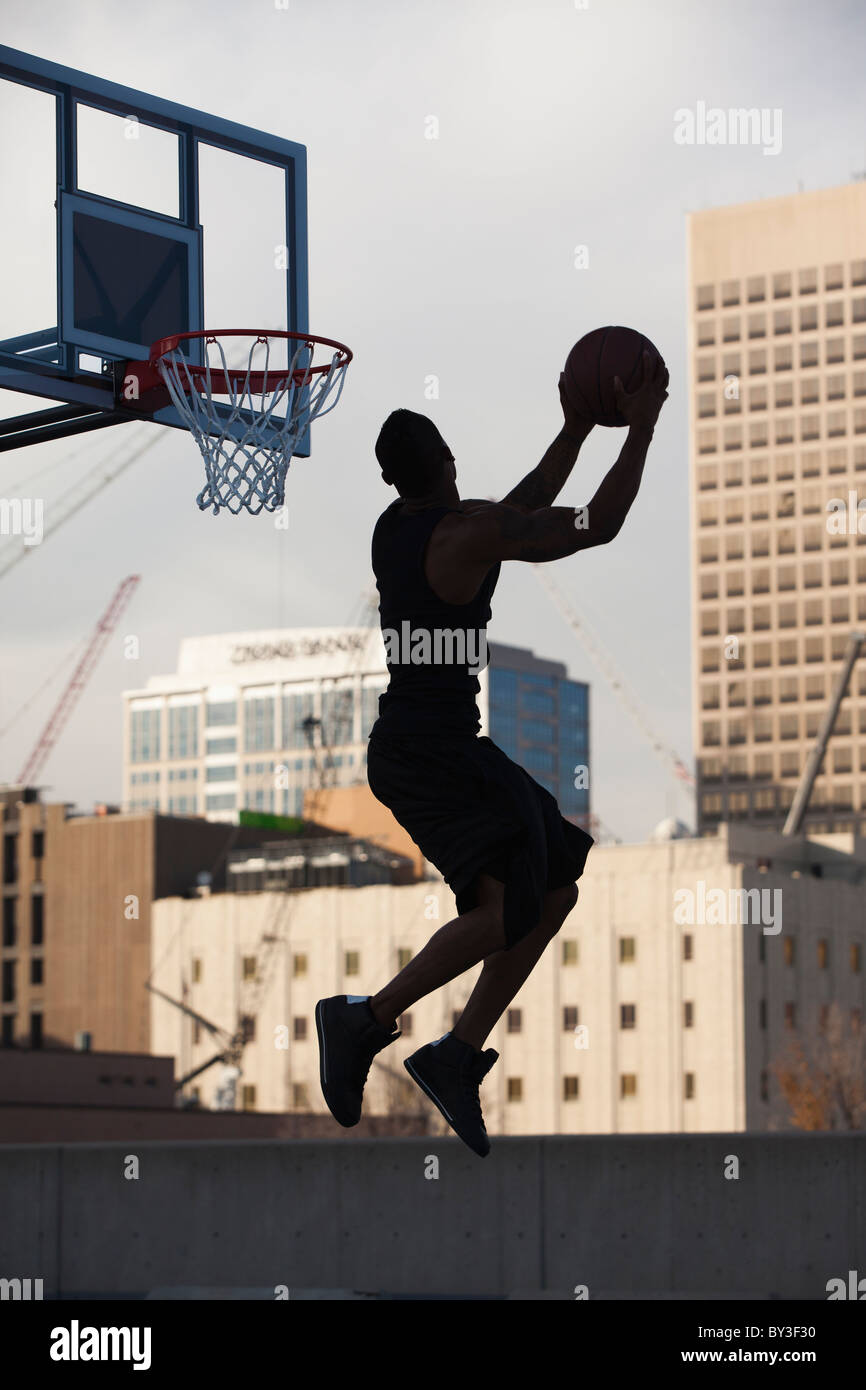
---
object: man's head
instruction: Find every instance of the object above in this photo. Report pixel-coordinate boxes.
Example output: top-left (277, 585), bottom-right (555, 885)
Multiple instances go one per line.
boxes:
top-left (375, 409), bottom-right (456, 499)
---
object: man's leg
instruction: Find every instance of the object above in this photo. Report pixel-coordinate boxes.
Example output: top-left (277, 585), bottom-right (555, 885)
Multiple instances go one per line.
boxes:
top-left (451, 883), bottom-right (578, 1050)
top-left (369, 874), bottom-right (506, 1029)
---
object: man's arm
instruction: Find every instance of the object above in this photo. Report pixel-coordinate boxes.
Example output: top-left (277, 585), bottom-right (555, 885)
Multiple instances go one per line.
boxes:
top-left (426, 354), bottom-right (668, 591)
top-left (500, 376), bottom-right (593, 511)
top-left (471, 421), bottom-right (656, 563)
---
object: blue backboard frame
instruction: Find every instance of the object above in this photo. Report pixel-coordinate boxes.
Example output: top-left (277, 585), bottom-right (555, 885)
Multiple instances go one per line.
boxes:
top-left (0, 44), bottom-right (309, 452)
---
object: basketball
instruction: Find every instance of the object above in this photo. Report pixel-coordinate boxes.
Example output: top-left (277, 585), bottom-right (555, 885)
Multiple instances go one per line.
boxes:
top-left (562, 326), bottom-right (663, 427)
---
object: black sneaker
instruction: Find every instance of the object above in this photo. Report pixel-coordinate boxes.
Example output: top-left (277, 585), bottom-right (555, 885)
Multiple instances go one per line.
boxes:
top-left (404, 1033), bottom-right (499, 1157)
top-left (315, 995), bottom-right (400, 1127)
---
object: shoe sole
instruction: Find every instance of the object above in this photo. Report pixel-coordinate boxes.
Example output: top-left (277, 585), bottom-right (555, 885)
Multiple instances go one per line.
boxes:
top-left (404, 1055), bottom-right (489, 1157)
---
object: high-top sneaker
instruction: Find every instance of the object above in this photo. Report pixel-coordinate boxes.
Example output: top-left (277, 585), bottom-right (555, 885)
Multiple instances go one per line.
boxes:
top-left (404, 1032), bottom-right (499, 1157)
top-left (315, 995), bottom-right (400, 1126)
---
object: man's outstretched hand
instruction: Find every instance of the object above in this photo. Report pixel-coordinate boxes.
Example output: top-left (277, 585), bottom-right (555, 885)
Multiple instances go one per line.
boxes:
top-left (614, 352), bottom-right (669, 432)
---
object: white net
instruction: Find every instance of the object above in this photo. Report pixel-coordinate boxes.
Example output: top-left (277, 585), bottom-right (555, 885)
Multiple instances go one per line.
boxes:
top-left (156, 334), bottom-right (350, 515)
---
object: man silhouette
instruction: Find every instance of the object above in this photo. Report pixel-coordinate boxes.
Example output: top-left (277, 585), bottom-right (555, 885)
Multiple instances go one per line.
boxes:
top-left (316, 354), bottom-right (668, 1154)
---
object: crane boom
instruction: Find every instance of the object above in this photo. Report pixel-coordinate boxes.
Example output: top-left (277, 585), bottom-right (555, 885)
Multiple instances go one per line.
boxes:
top-left (16, 575), bottom-right (140, 785)
top-left (782, 631), bottom-right (864, 837)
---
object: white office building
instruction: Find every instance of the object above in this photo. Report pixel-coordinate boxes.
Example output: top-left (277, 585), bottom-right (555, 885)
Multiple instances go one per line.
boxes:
top-left (123, 627), bottom-right (591, 824)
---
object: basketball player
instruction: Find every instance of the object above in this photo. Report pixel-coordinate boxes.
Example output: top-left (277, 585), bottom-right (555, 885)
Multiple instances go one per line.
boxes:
top-left (316, 353), bottom-right (669, 1155)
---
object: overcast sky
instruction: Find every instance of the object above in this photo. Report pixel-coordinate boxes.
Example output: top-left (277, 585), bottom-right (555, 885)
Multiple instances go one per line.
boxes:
top-left (1, 0), bottom-right (864, 841)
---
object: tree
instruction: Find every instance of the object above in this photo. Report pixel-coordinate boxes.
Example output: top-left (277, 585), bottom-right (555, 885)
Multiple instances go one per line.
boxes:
top-left (770, 1004), bottom-right (866, 1130)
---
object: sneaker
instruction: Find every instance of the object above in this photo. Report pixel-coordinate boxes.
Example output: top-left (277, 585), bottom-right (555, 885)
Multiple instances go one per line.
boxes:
top-left (404, 1033), bottom-right (499, 1157)
top-left (315, 995), bottom-right (400, 1127)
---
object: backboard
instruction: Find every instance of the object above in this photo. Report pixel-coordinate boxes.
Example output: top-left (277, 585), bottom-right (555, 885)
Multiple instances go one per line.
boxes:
top-left (0, 46), bottom-right (309, 452)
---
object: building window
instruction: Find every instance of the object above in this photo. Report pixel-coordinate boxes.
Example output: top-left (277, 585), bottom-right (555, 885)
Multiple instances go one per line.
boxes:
top-left (206, 736), bottom-right (236, 755)
top-left (783, 938), bottom-right (795, 966)
top-left (31, 830), bottom-right (44, 860)
top-left (1, 960), bottom-right (15, 1004)
top-left (205, 764), bottom-right (237, 783)
top-left (851, 944), bottom-right (862, 974)
top-left (619, 937), bottom-right (636, 963)
top-left (398, 1012), bottom-right (413, 1036)
top-left (620, 1074), bottom-right (637, 1098)
top-left (168, 704), bottom-right (199, 759)
top-left (344, 950), bottom-right (360, 976)
top-left (281, 690), bottom-right (316, 750)
top-left (30, 894), bottom-right (44, 946)
top-left (244, 695), bottom-right (276, 752)
top-left (684, 1072), bottom-right (696, 1100)
top-left (563, 1076), bottom-right (580, 1101)
top-left (192, 957), bottom-right (202, 983)
top-left (242, 956), bottom-right (257, 981)
top-left (129, 707), bottom-right (161, 763)
top-left (760, 1070), bottom-right (769, 1102)
top-left (397, 948), bottom-right (412, 969)
top-left (293, 953), bottom-right (307, 978)
top-left (206, 700), bottom-right (238, 727)
top-left (1, 1015), bottom-right (14, 1048)
top-left (293, 1017), bottom-right (307, 1041)
top-left (620, 1003), bottom-right (637, 1030)
top-left (563, 1005), bottom-right (579, 1031)
top-left (240, 1015), bottom-right (256, 1043)
top-left (817, 940), bottom-right (829, 969)
top-left (507, 1078), bottom-right (523, 1102)
top-left (242, 1084), bottom-right (257, 1111)
top-left (759, 999), bottom-right (767, 1030)
top-left (2, 897), bottom-right (15, 947)
top-left (291, 1083), bottom-right (310, 1109)
top-left (30, 1012), bottom-right (43, 1050)
top-left (684, 1001), bottom-right (694, 1028)
top-left (683, 934), bottom-right (693, 961)
top-left (30, 958), bottom-right (43, 987)
top-left (562, 940), bottom-right (578, 966)
top-left (784, 1002), bottom-right (796, 1029)
top-left (506, 1008), bottom-right (522, 1034)
top-left (192, 1019), bottom-right (201, 1045)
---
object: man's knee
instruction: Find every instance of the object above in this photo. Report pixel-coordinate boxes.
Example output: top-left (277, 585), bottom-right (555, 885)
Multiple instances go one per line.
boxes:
top-left (542, 882), bottom-right (579, 936)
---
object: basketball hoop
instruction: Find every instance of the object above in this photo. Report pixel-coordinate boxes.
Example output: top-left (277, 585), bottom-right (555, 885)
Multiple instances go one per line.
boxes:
top-left (144, 329), bottom-right (352, 515)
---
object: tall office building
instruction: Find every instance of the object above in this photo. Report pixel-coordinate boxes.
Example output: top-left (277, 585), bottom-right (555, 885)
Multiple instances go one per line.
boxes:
top-left (688, 182), bottom-right (866, 837)
top-left (123, 629), bottom-right (590, 827)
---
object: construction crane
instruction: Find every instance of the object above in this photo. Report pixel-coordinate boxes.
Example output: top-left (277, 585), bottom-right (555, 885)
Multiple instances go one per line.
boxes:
top-left (783, 630), bottom-right (865, 837)
top-left (16, 575), bottom-right (141, 785)
top-left (532, 564), bottom-right (695, 790)
top-left (0, 428), bottom-right (162, 583)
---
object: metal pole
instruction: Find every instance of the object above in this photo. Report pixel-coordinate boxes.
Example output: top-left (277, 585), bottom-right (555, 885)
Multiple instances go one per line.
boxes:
top-left (782, 631), bottom-right (865, 837)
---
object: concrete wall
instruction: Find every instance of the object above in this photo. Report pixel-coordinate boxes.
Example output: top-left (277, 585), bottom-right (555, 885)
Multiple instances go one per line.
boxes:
top-left (1, 1133), bottom-right (863, 1299)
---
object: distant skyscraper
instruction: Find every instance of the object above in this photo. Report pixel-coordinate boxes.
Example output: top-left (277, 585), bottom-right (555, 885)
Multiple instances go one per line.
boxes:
top-left (688, 182), bottom-right (866, 837)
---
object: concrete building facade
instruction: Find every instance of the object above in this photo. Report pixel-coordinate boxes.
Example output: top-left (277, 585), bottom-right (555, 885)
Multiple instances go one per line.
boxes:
top-left (150, 824), bottom-right (866, 1135)
top-left (0, 786), bottom-right (340, 1055)
top-left (688, 181), bottom-right (866, 838)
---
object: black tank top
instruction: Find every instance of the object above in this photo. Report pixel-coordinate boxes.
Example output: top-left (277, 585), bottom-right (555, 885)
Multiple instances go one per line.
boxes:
top-left (371, 500), bottom-right (501, 735)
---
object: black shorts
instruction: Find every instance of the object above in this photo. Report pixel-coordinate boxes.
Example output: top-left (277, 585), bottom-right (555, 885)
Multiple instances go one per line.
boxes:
top-left (367, 725), bottom-right (594, 949)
